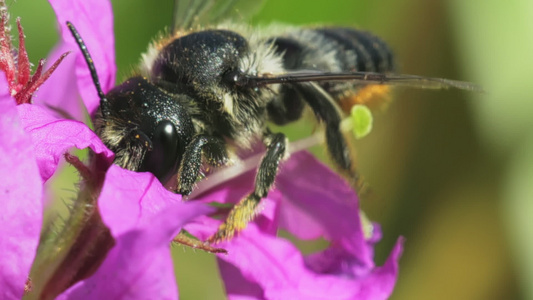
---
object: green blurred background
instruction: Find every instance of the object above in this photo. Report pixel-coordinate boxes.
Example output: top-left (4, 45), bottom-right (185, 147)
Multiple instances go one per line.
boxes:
top-left (9, 0), bottom-right (533, 299)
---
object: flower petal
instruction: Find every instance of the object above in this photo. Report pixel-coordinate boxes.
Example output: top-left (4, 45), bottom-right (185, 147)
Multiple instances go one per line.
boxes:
top-left (217, 225), bottom-right (403, 300)
top-left (0, 74), bottom-right (43, 299)
top-left (303, 223), bottom-right (382, 277)
top-left (187, 151), bottom-right (404, 299)
top-left (99, 165), bottom-right (213, 237)
top-left (17, 104), bottom-right (113, 181)
top-left (44, 0), bottom-right (116, 117)
top-left (217, 224), bottom-right (358, 300)
top-left (218, 259), bottom-right (265, 300)
top-left (58, 166), bottom-right (214, 300)
top-left (351, 237), bottom-right (404, 300)
top-left (33, 42), bottom-right (85, 121)
top-left (275, 151), bottom-right (373, 268)
top-left (197, 151), bottom-right (375, 269)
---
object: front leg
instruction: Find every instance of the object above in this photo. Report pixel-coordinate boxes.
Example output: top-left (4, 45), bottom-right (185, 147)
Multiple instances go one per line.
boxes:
top-left (208, 132), bottom-right (288, 243)
top-left (176, 134), bottom-right (228, 195)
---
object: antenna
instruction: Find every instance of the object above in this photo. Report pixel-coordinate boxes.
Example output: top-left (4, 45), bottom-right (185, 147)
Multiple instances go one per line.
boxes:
top-left (66, 21), bottom-right (111, 117)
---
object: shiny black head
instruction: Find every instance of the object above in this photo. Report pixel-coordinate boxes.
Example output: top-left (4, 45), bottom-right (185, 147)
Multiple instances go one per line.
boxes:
top-left (67, 22), bottom-right (195, 184)
top-left (96, 76), bottom-right (195, 183)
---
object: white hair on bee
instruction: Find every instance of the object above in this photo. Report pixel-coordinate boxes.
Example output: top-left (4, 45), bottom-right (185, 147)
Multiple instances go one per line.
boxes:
top-left (216, 23), bottom-right (286, 77)
top-left (139, 43), bottom-right (159, 76)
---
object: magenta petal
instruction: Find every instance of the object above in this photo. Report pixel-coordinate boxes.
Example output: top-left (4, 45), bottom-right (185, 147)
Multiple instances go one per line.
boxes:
top-left (218, 259), bottom-right (265, 300)
top-left (194, 151), bottom-right (369, 255)
top-left (58, 229), bottom-right (178, 300)
top-left (17, 104), bottom-right (113, 181)
top-left (193, 171), bottom-right (254, 206)
top-left (33, 42), bottom-right (86, 121)
top-left (353, 237), bottom-right (404, 300)
top-left (275, 151), bottom-right (372, 266)
top-left (203, 151), bottom-right (404, 299)
top-left (47, 0), bottom-right (116, 116)
top-left (303, 226), bottom-right (383, 279)
top-left (217, 224), bottom-right (360, 300)
top-left (218, 225), bottom-right (403, 300)
top-left (0, 76), bottom-right (43, 299)
top-left (98, 165), bottom-right (214, 237)
top-left (58, 166), bottom-right (214, 299)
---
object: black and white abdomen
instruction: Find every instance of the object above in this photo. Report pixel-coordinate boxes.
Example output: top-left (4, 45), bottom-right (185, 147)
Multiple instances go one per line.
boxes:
top-left (272, 27), bottom-right (394, 76)
top-left (267, 27), bottom-right (395, 125)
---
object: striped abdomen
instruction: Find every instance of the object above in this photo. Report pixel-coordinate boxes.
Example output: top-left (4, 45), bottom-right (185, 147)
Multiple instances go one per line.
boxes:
top-left (273, 27), bottom-right (394, 74)
top-left (267, 27), bottom-right (395, 124)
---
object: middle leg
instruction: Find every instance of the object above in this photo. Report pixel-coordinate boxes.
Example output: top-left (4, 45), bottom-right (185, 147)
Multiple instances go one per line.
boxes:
top-left (208, 131), bottom-right (288, 243)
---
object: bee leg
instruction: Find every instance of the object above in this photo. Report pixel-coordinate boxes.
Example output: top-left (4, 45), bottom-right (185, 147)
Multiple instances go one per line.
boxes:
top-left (176, 134), bottom-right (228, 196)
top-left (173, 231), bottom-right (227, 254)
top-left (295, 83), bottom-right (351, 166)
top-left (269, 84), bottom-right (356, 180)
top-left (267, 86), bottom-right (305, 125)
top-left (208, 132), bottom-right (288, 243)
top-left (295, 83), bottom-right (363, 187)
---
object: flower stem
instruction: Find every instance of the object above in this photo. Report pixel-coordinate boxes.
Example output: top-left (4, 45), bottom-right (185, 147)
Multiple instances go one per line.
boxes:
top-left (27, 154), bottom-right (114, 300)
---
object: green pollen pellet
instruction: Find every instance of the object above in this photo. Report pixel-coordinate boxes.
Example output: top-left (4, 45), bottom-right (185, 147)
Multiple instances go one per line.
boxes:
top-left (350, 104), bottom-right (373, 139)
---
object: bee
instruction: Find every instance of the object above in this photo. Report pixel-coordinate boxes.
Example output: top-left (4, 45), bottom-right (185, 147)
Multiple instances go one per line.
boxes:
top-left (67, 0), bottom-right (479, 243)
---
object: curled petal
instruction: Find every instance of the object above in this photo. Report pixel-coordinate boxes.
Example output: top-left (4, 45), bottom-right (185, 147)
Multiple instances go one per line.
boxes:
top-left (99, 166), bottom-right (213, 237)
top-left (0, 74), bottom-right (43, 299)
top-left (349, 238), bottom-right (404, 300)
top-left (59, 166), bottom-right (214, 299)
top-left (17, 104), bottom-right (113, 181)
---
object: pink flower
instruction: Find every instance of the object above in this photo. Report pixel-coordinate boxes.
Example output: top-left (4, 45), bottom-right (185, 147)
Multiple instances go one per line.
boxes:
top-left (2, 80), bottom-right (213, 300)
top-left (0, 0), bottom-right (403, 299)
top-left (36, 0), bottom-right (116, 121)
top-left (0, 74), bottom-right (42, 299)
top-left (57, 166), bottom-right (214, 299)
top-left (188, 152), bottom-right (404, 300)
top-left (1, 1), bottom-right (213, 298)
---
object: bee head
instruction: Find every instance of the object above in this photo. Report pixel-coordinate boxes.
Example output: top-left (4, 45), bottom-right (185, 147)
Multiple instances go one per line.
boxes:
top-left (66, 22), bottom-right (195, 184)
top-left (95, 76), bottom-right (195, 183)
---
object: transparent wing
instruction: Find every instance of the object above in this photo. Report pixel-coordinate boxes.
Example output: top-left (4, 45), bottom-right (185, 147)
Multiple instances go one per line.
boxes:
top-left (172, 0), bottom-right (266, 30)
top-left (239, 70), bottom-right (483, 92)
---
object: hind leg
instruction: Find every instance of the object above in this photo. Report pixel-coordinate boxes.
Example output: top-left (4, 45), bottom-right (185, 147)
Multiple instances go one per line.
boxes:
top-left (294, 83), bottom-right (369, 194)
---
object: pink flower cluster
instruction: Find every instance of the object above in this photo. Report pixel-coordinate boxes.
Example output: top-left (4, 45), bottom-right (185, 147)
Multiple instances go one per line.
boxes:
top-left (0, 0), bottom-right (403, 299)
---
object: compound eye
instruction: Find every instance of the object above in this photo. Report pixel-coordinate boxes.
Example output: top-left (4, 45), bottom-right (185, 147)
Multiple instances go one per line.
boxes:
top-left (140, 120), bottom-right (181, 183)
top-left (222, 69), bottom-right (246, 87)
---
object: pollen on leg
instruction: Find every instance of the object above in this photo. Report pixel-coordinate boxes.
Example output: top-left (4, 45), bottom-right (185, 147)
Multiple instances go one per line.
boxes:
top-left (208, 194), bottom-right (260, 243)
top-left (231, 196), bottom-right (259, 230)
top-left (339, 85), bottom-right (391, 112)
